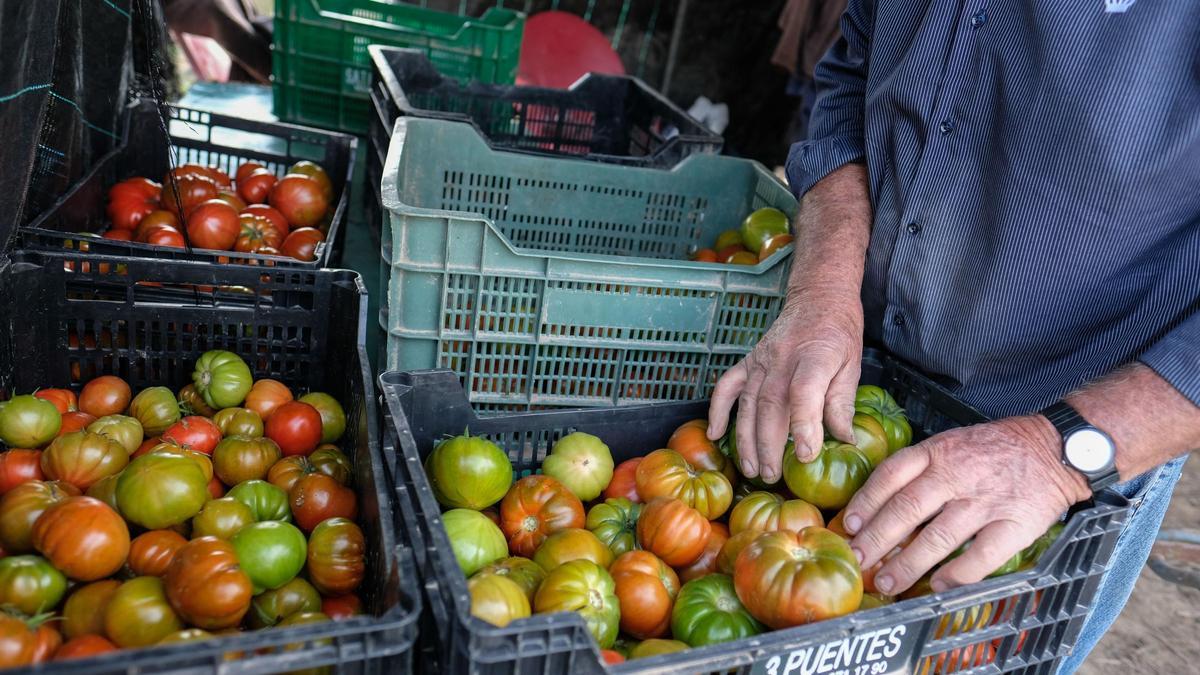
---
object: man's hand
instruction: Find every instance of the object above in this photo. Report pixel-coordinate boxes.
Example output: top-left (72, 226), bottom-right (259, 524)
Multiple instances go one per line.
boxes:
top-left (841, 415), bottom-right (1091, 594)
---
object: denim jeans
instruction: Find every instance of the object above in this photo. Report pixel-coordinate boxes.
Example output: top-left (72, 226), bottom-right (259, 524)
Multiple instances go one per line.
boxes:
top-left (1055, 455), bottom-right (1188, 674)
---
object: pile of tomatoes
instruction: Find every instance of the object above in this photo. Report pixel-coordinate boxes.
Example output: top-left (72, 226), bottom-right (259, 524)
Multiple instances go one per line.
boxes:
top-left (100, 159), bottom-right (334, 262)
top-left (0, 352), bottom-right (366, 667)
top-left (689, 207), bottom-right (794, 266)
top-left (428, 385), bottom-right (1063, 664)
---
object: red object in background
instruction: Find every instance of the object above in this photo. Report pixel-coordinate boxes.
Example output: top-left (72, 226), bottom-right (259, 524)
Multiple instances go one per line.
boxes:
top-left (517, 11), bottom-right (625, 89)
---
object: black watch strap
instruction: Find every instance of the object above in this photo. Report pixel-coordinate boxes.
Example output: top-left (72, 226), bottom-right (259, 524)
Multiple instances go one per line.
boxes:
top-left (1039, 401), bottom-right (1120, 492)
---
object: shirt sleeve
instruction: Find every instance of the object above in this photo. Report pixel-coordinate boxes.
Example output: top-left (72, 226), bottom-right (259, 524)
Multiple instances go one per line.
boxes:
top-left (1139, 310), bottom-right (1200, 407)
top-left (785, 0), bottom-right (874, 200)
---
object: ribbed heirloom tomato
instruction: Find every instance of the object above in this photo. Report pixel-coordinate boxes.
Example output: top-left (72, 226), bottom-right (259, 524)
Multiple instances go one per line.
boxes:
top-left (667, 419), bottom-right (737, 482)
top-left (855, 385), bottom-right (913, 452)
top-left (533, 560), bottom-right (620, 648)
top-left (40, 431), bottom-right (129, 491)
top-left (728, 491), bottom-right (824, 535)
top-left (677, 521), bottom-right (729, 583)
top-left (0, 555), bottom-right (67, 615)
top-left (289, 473), bottom-right (357, 532)
top-left (87, 415), bottom-right (143, 454)
top-left (161, 176), bottom-right (217, 218)
top-left (310, 445), bottom-right (352, 484)
top-left (32, 496), bottom-right (130, 581)
top-left (733, 528), bottom-right (863, 629)
top-left (297, 392), bottom-right (346, 443)
top-left (32, 389), bottom-right (76, 414)
top-left (635, 448), bottom-right (733, 520)
top-left (213, 435), bottom-right (282, 485)
top-left (532, 528), bottom-right (613, 571)
top-left (104, 577), bottom-right (183, 648)
top-left (128, 530), bottom-right (189, 577)
top-left (499, 475), bottom-right (585, 557)
top-left (163, 536), bottom-right (253, 629)
top-left (306, 518), bottom-right (365, 595)
top-left (279, 227), bottom-right (324, 261)
top-left (270, 174), bottom-right (328, 227)
top-left (610, 550), bottom-right (679, 639)
top-left (227, 480), bottom-right (291, 522)
top-left (128, 386), bottom-right (181, 436)
top-left (265, 401), bottom-right (323, 456)
top-left (192, 497), bottom-right (255, 540)
top-left (0, 481), bottom-right (78, 553)
top-left (244, 379), bottom-right (292, 421)
top-left (782, 440), bottom-right (872, 510)
top-left (0, 395), bottom-right (61, 448)
top-left (585, 497), bottom-right (641, 557)
top-left (636, 497), bottom-right (711, 567)
top-left (475, 557), bottom-right (546, 602)
top-left (61, 580), bottom-right (119, 639)
top-left (235, 213), bottom-right (286, 253)
top-left (443, 509), bottom-right (508, 576)
top-left (57, 411), bottom-right (96, 437)
top-left (468, 574), bottom-right (530, 627)
top-left (249, 577), bottom-right (320, 628)
top-left (671, 573), bottom-right (763, 647)
top-left (717, 530), bottom-right (759, 575)
top-left (425, 433), bottom-right (512, 510)
top-left (161, 416), bottom-right (222, 455)
top-left (192, 350), bottom-right (253, 409)
top-left (106, 177), bottom-right (160, 231)
top-left (542, 432), bottom-right (614, 502)
top-left (238, 168), bottom-right (278, 204)
top-left (116, 452), bottom-right (208, 529)
top-left (214, 407), bottom-right (263, 437)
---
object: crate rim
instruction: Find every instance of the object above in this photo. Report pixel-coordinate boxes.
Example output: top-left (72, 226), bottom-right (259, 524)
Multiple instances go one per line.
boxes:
top-left (300, 1), bottom-right (524, 38)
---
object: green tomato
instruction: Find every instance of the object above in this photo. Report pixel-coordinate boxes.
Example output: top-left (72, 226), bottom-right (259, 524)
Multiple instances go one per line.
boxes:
top-left (851, 412), bottom-right (891, 468)
top-left (249, 577), bottom-right (322, 628)
top-left (192, 497), bottom-right (256, 539)
top-left (533, 560), bottom-right (620, 649)
top-left (782, 440), bottom-right (872, 511)
top-left (192, 350), bottom-right (253, 409)
top-left (740, 207), bottom-right (789, 253)
top-left (85, 474), bottom-right (121, 511)
top-left (116, 452), bottom-right (208, 529)
top-left (425, 434), bottom-right (512, 510)
top-left (542, 432), bottom-right (613, 502)
top-left (104, 577), bottom-right (184, 648)
top-left (297, 392), bottom-right (345, 443)
top-left (944, 539), bottom-right (1024, 578)
top-left (226, 480), bottom-right (292, 522)
top-left (670, 573), bottom-right (763, 647)
top-left (585, 498), bottom-right (641, 557)
top-left (231, 521), bottom-right (308, 593)
top-left (87, 415), bottom-right (144, 454)
top-left (475, 557), bottom-right (546, 603)
top-left (442, 508), bottom-right (507, 576)
top-left (854, 385), bottom-right (913, 452)
top-left (0, 555), bottom-right (68, 615)
top-left (629, 638), bottom-right (689, 659)
top-left (0, 395), bottom-right (61, 448)
top-left (128, 387), bottom-right (181, 436)
top-left (1020, 522), bottom-right (1065, 569)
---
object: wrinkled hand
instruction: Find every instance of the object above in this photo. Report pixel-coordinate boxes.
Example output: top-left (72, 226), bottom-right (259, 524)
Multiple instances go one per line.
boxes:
top-left (842, 415), bottom-right (1092, 594)
top-left (706, 286), bottom-right (863, 484)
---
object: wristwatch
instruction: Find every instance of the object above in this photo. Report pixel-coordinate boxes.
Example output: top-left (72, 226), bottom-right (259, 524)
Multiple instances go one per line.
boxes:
top-left (1039, 401), bottom-right (1119, 492)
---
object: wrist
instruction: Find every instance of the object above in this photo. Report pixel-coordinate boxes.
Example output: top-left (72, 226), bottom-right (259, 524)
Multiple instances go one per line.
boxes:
top-left (1023, 414), bottom-right (1093, 504)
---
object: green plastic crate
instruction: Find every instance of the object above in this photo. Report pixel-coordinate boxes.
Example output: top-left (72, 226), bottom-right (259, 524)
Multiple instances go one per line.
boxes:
top-left (379, 116), bottom-right (798, 411)
top-left (272, 0), bottom-right (525, 134)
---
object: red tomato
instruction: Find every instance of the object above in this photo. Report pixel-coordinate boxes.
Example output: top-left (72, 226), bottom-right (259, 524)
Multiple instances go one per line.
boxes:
top-left (238, 168), bottom-right (277, 204)
top-left (145, 226), bottom-right (185, 248)
top-left (186, 200), bottom-right (240, 250)
top-left (604, 458), bottom-right (642, 502)
top-left (78, 376), bottom-right (131, 418)
top-left (161, 417), bottom-right (222, 455)
top-left (132, 437), bottom-right (160, 459)
top-left (601, 650), bottom-right (625, 665)
top-left (0, 450), bottom-right (44, 494)
top-left (207, 476), bottom-right (225, 500)
top-left (34, 389), bottom-right (77, 414)
top-left (242, 204), bottom-right (288, 236)
top-left (161, 176), bottom-right (218, 218)
top-left (102, 229), bottom-right (132, 241)
top-left (214, 190), bottom-right (247, 211)
top-left (167, 164), bottom-right (231, 189)
top-left (29, 623), bottom-right (62, 664)
top-left (265, 402), bottom-right (323, 456)
top-left (321, 594), bottom-right (361, 620)
top-left (53, 634), bottom-right (117, 660)
top-left (289, 473), bottom-right (357, 532)
top-left (269, 175), bottom-right (328, 228)
top-left (133, 210), bottom-right (180, 242)
top-left (107, 179), bottom-right (160, 231)
top-left (235, 162), bottom-right (266, 186)
top-left (279, 227), bottom-right (324, 262)
top-left (57, 412), bottom-right (96, 437)
top-left (234, 214), bottom-right (285, 253)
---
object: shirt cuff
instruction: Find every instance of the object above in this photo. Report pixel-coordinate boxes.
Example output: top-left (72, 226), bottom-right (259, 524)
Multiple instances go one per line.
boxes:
top-left (784, 136), bottom-right (866, 201)
top-left (1139, 312), bottom-right (1200, 407)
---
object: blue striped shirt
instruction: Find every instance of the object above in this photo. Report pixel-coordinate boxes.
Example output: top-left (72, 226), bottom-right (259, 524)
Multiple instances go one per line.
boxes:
top-left (787, 0), bottom-right (1200, 418)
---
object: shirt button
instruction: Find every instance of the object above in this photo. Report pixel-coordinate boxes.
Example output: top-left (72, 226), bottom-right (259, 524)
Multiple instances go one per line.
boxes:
top-left (939, 119), bottom-right (956, 135)
top-left (970, 10), bottom-right (988, 28)
top-left (906, 222), bottom-right (922, 235)
top-left (892, 312), bottom-right (906, 327)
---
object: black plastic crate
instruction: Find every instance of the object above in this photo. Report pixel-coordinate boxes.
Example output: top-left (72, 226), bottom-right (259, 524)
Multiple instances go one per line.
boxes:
top-left (0, 250), bottom-right (418, 674)
top-left (18, 100), bottom-right (357, 269)
top-left (379, 350), bottom-right (1129, 675)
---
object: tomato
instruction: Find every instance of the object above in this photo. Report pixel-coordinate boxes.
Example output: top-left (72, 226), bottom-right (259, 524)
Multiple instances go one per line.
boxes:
top-left (213, 407), bottom-right (263, 437)
top-left (157, 628), bottom-right (215, 645)
top-left (533, 528), bottom-right (613, 572)
top-left (206, 476), bottom-right (225, 500)
top-left (128, 530), bottom-right (189, 577)
top-left (717, 244), bottom-right (747, 262)
top-left (609, 550), bottom-right (679, 639)
top-left (32, 496), bottom-right (129, 581)
top-left (84, 473), bottom-right (120, 510)
top-left (533, 560), bottom-right (619, 648)
top-left (57, 411), bottom-right (97, 437)
top-left (104, 576), bottom-right (184, 647)
top-left (192, 497), bottom-right (254, 541)
top-left (855, 385), bottom-right (913, 452)
top-left (168, 164), bottom-right (231, 189)
top-left (0, 613), bottom-right (39, 668)
top-left (28, 623), bottom-right (61, 664)
top-left (163, 536), bottom-right (253, 629)
top-left (279, 227), bottom-right (324, 261)
top-left (0, 556), bottom-right (67, 615)
top-left (289, 473), bottom-right (357, 532)
top-left (235, 162), bottom-right (266, 185)
top-left (852, 412), bottom-right (891, 467)
top-left (54, 633), bottom-right (118, 660)
top-left (498, 475), bottom-right (584, 557)
top-left (629, 639), bottom-right (688, 659)
top-left (670, 572), bottom-right (763, 647)
top-left (33, 389), bottom-right (76, 414)
top-left (601, 648), bottom-right (627, 664)
top-left (265, 401), bottom-right (323, 457)
top-left (102, 228), bottom-right (132, 240)
top-left (733, 528), bottom-right (862, 629)
top-left (0, 450), bottom-right (43, 494)
top-left (309, 445), bottom-right (352, 485)
top-left (604, 458), bottom-right (641, 502)
top-left (916, 642), bottom-right (996, 675)
top-left (116, 452), bottom-right (209, 529)
top-left (782, 440), bottom-right (872, 510)
top-left (87, 415), bottom-right (144, 454)
top-left (585, 497), bottom-right (642, 558)
top-left (691, 248), bottom-right (719, 263)
top-left (740, 207), bottom-right (789, 253)
top-left (266, 455), bottom-right (314, 493)
top-left (249, 577), bottom-right (321, 628)
top-left (636, 497), bottom-right (711, 567)
top-left (128, 386), bottom-right (181, 436)
top-left (542, 432), bottom-right (614, 502)
top-left (468, 573), bottom-right (530, 627)
top-left (146, 225), bottom-right (186, 248)
top-left (0, 481), bottom-right (77, 553)
top-left (192, 350), bottom-right (252, 409)
top-left (133, 210), bottom-right (180, 242)
top-left (0, 395), bottom-right (61, 448)
top-left (161, 416), bottom-right (222, 455)
top-left (297, 392), bottom-right (345, 443)
top-left (161, 176), bottom-right (218, 218)
top-left (476, 557), bottom-right (546, 602)
top-left (238, 168), bottom-right (278, 204)
top-left (213, 435), bottom-right (281, 485)
top-left (677, 521), bottom-right (729, 583)
top-left (40, 431), bottom-right (129, 490)
top-left (227, 480), bottom-right (291, 522)
top-left (728, 491), bottom-right (824, 536)
top-left (635, 448), bottom-right (733, 520)
top-left (425, 434), bottom-right (512, 510)
top-left (62, 580), bottom-right (120, 638)
top-left (714, 229), bottom-right (742, 251)
top-left (321, 594), bottom-right (362, 620)
top-left (178, 384), bottom-right (216, 417)
top-left (243, 204), bottom-right (289, 235)
top-left (276, 611), bottom-right (333, 661)
top-left (230, 521), bottom-right (307, 593)
top-left (758, 234), bottom-right (794, 260)
top-left (667, 419), bottom-right (736, 483)
top-left (270, 174), bottom-right (328, 228)
top-left (130, 436), bottom-right (159, 459)
top-left (151, 445), bottom-right (215, 482)
top-left (214, 190), bottom-right (247, 211)
top-left (443, 508), bottom-right (507, 576)
top-left (306, 518), bottom-right (364, 595)
top-left (244, 379), bottom-right (292, 421)
top-left (107, 179), bottom-right (160, 231)
top-left (718, 422), bottom-right (781, 490)
top-left (289, 161), bottom-right (334, 201)
top-left (717, 529), bottom-right (758, 575)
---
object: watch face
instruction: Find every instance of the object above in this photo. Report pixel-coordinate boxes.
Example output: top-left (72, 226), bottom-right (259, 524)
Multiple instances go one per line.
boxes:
top-left (1064, 428), bottom-right (1115, 473)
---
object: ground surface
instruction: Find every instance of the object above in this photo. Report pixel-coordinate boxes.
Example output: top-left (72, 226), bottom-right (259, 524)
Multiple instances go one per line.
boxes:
top-left (1078, 457), bottom-right (1200, 674)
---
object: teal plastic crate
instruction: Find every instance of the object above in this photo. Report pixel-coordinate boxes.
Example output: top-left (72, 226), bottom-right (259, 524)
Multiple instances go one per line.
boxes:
top-left (272, 0), bottom-right (525, 134)
top-left (379, 116), bottom-right (798, 411)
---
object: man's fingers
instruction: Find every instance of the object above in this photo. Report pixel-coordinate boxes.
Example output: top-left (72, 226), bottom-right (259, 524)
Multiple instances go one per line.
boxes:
top-left (842, 443), bottom-right (931, 536)
top-left (787, 354), bottom-right (842, 462)
top-left (932, 520), bottom-right (1032, 592)
top-left (754, 372), bottom-right (792, 484)
top-left (735, 370), bottom-right (767, 478)
top-left (851, 473), bottom-right (951, 569)
top-left (707, 362), bottom-right (748, 440)
top-left (873, 502), bottom-right (981, 595)
top-left (823, 356), bottom-right (861, 444)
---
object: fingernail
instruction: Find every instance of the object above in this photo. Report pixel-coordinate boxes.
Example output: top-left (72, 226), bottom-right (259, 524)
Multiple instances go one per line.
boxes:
top-left (707, 424), bottom-right (716, 438)
top-left (741, 461), bottom-right (756, 478)
top-left (762, 468), bottom-right (777, 483)
top-left (875, 575), bottom-right (893, 594)
top-left (845, 514), bottom-right (862, 534)
top-left (794, 442), bottom-right (811, 461)
top-left (852, 547), bottom-right (863, 565)
top-left (931, 579), bottom-right (948, 593)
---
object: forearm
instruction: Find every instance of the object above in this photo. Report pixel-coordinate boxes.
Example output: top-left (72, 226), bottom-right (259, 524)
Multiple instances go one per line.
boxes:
top-left (784, 163), bottom-right (872, 309)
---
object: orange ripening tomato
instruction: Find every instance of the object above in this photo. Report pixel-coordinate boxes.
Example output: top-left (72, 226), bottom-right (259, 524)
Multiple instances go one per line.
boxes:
top-left (690, 248), bottom-right (718, 263)
top-left (244, 379), bottom-right (293, 422)
top-left (33, 390), bottom-right (77, 414)
top-left (133, 210), bottom-right (179, 242)
top-left (57, 411), bottom-right (96, 437)
top-left (53, 634), bottom-right (118, 661)
top-left (128, 530), bottom-right (189, 577)
top-left (733, 528), bottom-right (862, 629)
top-left (29, 623), bottom-right (62, 664)
top-left (163, 536), bottom-right (253, 630)
top-left (758, 234), bottom-right (794, 260)
top-left (636, 497), bottom-right (711, 567)
top-left (610, 550), bottom-right (680, 639)
top-left (604, 458), bottom-right (641, 502)
top-left (677, 521), bottom-right (729, 583)
top-left (499, 475), bottom-right (585, 558)
top-left (635, 448), bottom-right (732, 520)
top-left (78, 376), bottom-right (131, 418)
top-left (727, 491), bottom-right (823, 536)
top-left (32, 496), bottom-right (131, 581)
top-left (666, 419), bottom-right (736, 483)
top-left (601, 650), bottom-right (625, 664)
